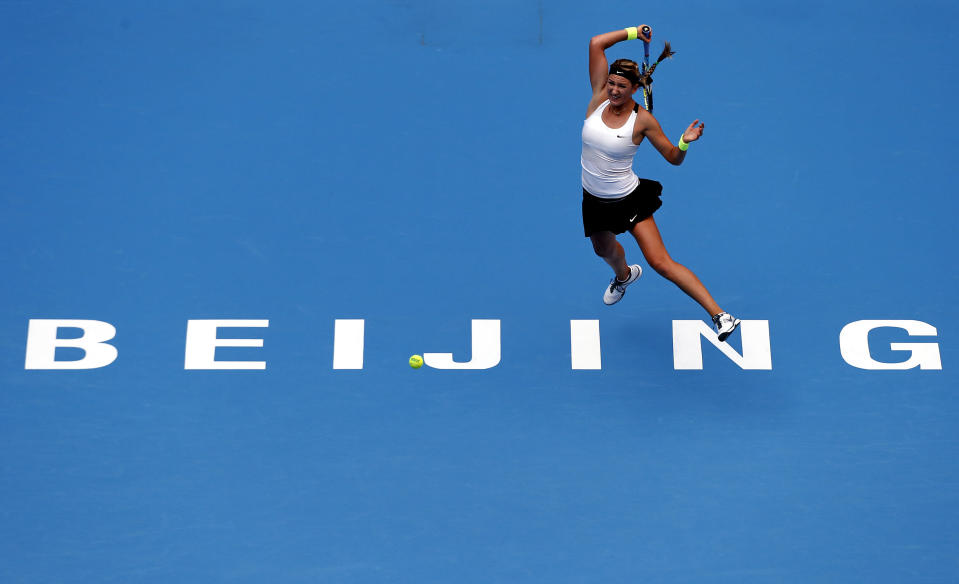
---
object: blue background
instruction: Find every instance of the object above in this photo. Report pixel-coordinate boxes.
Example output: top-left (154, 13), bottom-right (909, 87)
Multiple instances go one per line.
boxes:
top-left (2, 1), bottom-right (958, 582)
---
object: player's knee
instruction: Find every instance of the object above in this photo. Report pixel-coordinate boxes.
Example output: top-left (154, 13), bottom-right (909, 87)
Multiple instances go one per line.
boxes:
top-left (648, 255), bottom-right (673, 277)
top-left (592, 239), bottom-right (616, 258)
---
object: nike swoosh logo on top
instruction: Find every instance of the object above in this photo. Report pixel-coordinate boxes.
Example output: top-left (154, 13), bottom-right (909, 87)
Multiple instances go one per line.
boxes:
top-left (629, 214), bottom-right (638, 221)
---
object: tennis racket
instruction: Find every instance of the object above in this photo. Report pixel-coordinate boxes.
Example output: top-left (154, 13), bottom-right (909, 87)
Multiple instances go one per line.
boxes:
top-left (639, 37), bottom-right (676, 113)
top-left (640, 25), bottom-right (651, 111)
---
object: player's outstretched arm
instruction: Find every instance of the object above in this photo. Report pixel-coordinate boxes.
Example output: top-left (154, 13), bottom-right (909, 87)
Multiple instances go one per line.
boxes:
top-left (639, 111), bottom-right (703, 166)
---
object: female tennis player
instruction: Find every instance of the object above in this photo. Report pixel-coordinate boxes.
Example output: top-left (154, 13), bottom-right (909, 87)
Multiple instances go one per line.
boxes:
top-left (583, 25), bottom-right (740, 341)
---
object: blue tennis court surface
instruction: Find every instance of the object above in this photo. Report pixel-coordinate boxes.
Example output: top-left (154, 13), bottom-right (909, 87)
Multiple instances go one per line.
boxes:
top-left (3, 1), bottom-right (958, 582)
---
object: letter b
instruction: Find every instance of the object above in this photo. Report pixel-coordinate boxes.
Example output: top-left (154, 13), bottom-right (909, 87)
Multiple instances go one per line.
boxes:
top-left (25, 319), bottom-right (118, 370)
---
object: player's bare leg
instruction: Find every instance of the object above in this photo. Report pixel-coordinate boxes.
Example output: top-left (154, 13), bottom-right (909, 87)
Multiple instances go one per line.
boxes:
top-left (589, 231), bottom-right (630, 281)
top-left (629, 216), bottom-right (722, 316)
top-left (590, 231), bottom-right (643, 305)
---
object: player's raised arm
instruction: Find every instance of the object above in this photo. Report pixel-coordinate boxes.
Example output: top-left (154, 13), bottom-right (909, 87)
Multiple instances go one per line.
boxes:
top-left (588, 26), bottom-right (651, 98)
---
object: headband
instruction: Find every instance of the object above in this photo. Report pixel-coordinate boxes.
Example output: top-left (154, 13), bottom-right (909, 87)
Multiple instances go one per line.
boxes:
top-left (608, 64), bottom-right (640, 85)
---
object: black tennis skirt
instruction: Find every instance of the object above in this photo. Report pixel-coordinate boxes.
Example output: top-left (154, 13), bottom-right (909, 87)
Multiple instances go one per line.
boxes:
top-left (582, 178), bottom-right (663, 237)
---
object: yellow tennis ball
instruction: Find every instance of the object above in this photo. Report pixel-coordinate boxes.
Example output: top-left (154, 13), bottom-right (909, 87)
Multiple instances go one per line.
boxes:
top-left (409, 355), bottom-right (424, 369)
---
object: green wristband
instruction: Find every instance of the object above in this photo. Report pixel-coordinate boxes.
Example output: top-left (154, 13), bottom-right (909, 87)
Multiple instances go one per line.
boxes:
top-left (678, 136), bottom-right (689, 151)
top-left (625, 27), bottom-right (638, 40)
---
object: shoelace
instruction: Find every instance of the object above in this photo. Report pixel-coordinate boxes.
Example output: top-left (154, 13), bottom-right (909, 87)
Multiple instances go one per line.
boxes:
top-left (610, 276), bottom-right (631, 294)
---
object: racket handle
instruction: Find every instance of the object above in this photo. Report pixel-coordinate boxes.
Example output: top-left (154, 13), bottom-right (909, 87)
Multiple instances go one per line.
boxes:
top-left (641, 25), bottom-right (650, 57)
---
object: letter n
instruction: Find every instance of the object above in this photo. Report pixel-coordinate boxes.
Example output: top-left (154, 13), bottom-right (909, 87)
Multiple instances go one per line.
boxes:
top-left (672, 320), bottom-right (772, 370)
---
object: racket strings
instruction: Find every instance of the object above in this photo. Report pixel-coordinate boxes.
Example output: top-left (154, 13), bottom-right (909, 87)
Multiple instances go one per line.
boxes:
top-left (638, 42), bottom-right (676, 112)
top-left (639, 42), bottom-right (675, 87)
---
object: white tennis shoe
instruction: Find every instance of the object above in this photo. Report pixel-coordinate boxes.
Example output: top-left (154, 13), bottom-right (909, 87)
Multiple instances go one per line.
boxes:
top-left (603, 264), bottom-right (642, 305)
top-left (712, 312), bottom-right (741, 342)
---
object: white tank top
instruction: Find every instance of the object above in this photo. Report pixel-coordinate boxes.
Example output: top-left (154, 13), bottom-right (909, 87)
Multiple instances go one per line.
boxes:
top-left (581, 100), bottom-right (640, 198)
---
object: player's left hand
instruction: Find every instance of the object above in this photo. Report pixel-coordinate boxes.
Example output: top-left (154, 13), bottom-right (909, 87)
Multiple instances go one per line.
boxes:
top-left (682, 119), bottom-right (704, 143)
